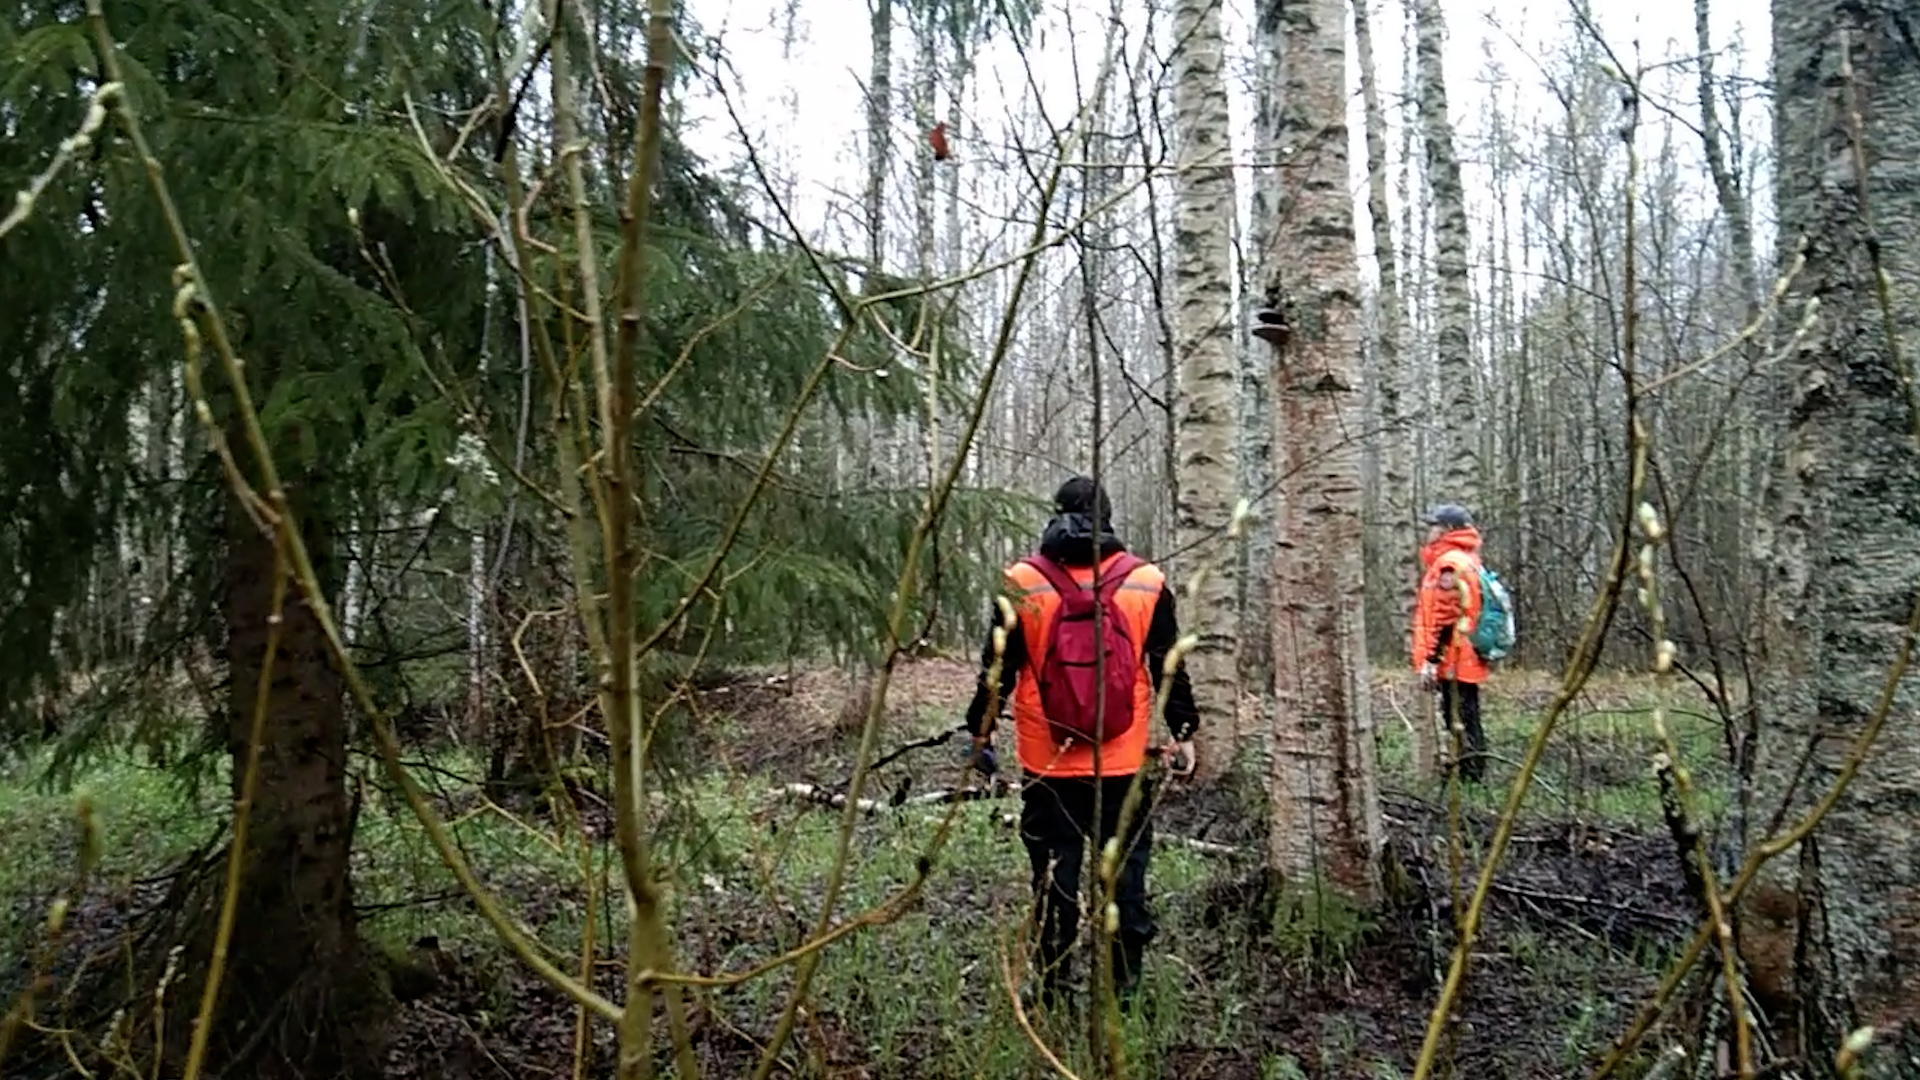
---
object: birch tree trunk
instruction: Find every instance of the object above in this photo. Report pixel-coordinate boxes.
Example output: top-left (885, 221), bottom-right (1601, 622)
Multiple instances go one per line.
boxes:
top-left (466, 228), bottom-right (500, 738)
top-left (1237, 0), bottom-right (1280, 786)
top-left (1412, 0), bottom-right (1480, 510)
top-left (1398, 9), bottom-right (1433, 520)
top-left (1694, 0), bottom-right (1768, 715)
top-left (912, 6), bottom-right (940, 482)
top-left (1264, 0), bottom-right (1383, 902)
top-left (340, 513), bottom-right (374, 649)
top-left (137, 373), bottom-right (175, 655)
top-left (1757, 3), bottom-right (1920, 1070)
top-left (1694, 0), bottom-right (1760, 313)
top-left (1353, 0), bottom-right (1430, 776)
top-left (1169, 0), bottom-right (1243, 784)
top-left (865, 0), bottom-right (893, 276)
top-left (467, 529), bottom-right (487, 731)
top-left (945, 37), bottom-right (975, 483)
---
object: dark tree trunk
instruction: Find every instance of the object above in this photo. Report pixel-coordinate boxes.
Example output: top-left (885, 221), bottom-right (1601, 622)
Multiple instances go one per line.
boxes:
top-left (1759, 1), bottom-right (1920, 1074)
top-left (194, 482), bottom-right (391, 1078)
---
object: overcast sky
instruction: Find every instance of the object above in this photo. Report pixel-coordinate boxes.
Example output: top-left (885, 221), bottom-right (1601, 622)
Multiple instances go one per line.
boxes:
top-left (676, 0), bottom-right (1774, 273)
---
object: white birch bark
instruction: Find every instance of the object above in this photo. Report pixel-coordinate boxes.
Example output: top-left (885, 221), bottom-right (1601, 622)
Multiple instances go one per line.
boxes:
top-left (1352, 0), bottom-right (1431, 776)
top-left (466, 529), bottom-right (487, 728)
top-left (1169, 0), bottom-right (1243, 783)
top-left (1411, 0), bottom-right (1480, 511)
top-left (1264, 0), bottom-right (1384, 901)
top-left (912, 7), bottom-right (940, 484)
top-left (1237, 0), bottom-right (1281, 782)
top-left (864, 0), bottom-right (893, 276)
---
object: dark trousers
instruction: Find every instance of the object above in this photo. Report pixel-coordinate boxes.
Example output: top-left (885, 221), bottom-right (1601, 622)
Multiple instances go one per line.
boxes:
top-left (1019, 772), bottom-right (1158, 1003)
top-left (1438, 679), bottom-right (1486, 782)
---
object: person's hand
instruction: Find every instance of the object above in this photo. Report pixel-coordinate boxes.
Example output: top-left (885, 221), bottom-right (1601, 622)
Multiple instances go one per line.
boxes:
top-left (1418, 662), bottom-right (1438, 692)
top-left (1165, 740), bottom-right (1197, 779)
top-left (967, 735), bottom-right (997, 776)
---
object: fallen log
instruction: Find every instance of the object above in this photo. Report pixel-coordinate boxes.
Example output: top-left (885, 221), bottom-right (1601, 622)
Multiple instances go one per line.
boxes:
top-left (775, 781), bottom-right (1008, 814)
top-left (778, 782), bottom-right (889, 814)
top-left (990, 812), bottom-right (1241, 858)
top-left (773, 782), bottom-right (1242, 857)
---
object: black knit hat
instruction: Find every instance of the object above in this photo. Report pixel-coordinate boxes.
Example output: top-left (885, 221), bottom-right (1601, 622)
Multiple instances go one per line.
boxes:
top-left (1053, 475), bottom-right (1113, 527)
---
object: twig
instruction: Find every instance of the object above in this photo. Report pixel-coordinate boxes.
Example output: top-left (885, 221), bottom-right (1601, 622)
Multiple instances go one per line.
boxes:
top-left (742, 29), bottom-right (1131, 1080)
top-left (1590, 19), bottom-right (1920, 1075)
top-left (775, 782), bottom-right (1003, 814)
top-left (1409, 55), bottom-right (1653, 1080)
top-left (181, 531), bottom-right (290, 1080)
top-left (997, 918), bottom-right (1086, 1080)
top-left (0, 86), bottom-right (113, 240)
top-left (1488, 880), bottom-right (1694, 929)
top-left (1638, 503), bottom-right (1752, 1080)
top-left (544, 0), bottom-right (696, 1073)
top-left (989, 811), bottom-right (1239, 857)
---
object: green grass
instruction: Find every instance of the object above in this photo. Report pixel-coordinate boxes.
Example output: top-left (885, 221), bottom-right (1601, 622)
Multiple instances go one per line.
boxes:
top-left (1374, 693), bottom-right (1734, 828)
top-left (0, 748), bottom-right (1216, 1074)
top-left (0, 749), bottom-right (221, 951)
top-left (0, 671), bottom-right (1738, 1078)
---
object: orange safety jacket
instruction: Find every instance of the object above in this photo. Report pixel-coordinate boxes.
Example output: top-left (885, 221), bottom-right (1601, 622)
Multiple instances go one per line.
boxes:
top-left (1412, 527), bottom-right (1489, 684)
top-left (1003, 551), bottom-right (1165, 778)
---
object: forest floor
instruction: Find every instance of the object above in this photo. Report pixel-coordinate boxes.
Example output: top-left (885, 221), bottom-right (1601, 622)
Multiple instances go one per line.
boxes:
top-left (0, 659), bottom-right (1731, 1079)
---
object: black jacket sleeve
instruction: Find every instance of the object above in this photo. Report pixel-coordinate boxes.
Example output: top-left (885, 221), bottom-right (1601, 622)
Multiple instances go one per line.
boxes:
top-left (963, 601), bottom-right (1025, 736)
top-left (1143, 588), bottom-right (1201, 742)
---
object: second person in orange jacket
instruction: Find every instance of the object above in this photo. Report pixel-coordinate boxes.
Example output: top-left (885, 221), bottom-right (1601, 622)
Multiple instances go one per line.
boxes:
top-left (1413, 502), bottom-right (1489, 783)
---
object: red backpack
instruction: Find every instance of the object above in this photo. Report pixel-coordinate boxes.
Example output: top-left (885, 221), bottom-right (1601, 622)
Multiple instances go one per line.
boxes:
top-left (1021, 553), bottom-right (1147, 745)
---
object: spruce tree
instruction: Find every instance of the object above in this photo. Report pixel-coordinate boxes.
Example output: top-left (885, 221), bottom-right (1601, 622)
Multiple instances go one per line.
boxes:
top-left (5, 0), bottom-right (1020, 1071)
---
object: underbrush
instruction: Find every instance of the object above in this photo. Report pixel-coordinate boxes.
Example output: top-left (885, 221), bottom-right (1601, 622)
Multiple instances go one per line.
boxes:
top-left (0, 664), bottom-right (1730, 1078)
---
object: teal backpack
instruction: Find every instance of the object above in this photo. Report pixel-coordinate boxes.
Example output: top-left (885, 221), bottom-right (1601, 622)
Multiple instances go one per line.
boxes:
top-left (1469, 566), bottom-right (1516, 662)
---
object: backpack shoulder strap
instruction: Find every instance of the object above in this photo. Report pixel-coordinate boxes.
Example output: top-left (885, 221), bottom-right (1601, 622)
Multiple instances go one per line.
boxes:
top-left (1019, 555), bottom-right (1085, 611)
top-left (1023, 553), bottom-right (1147, 608)
top-left (1095, 553), bottom-right (1146, 601)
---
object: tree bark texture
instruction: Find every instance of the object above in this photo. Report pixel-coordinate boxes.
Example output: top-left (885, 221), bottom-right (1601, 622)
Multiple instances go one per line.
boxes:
top-left (1264, 0), bottom-right (1384, 902)
top-left (1353, 0), bottom-right (1428, 772)
top-left (1412, 0), bottom-right (1481, 512)
top-left (912, 5), bottom-right (941, 483)
top-left (1169, 0), bottom-right (1243, 783)
top-left (865, 0), bottom-right (893, 274)
top-left (1238, 0), bottom-right (1280, 787)
top-left (1694, 0), bottom-right (1773, 707)
top-left (1762, 1), bottom-right (1920, 1069)
top-left (203, 482), bottom-right (390, 1077)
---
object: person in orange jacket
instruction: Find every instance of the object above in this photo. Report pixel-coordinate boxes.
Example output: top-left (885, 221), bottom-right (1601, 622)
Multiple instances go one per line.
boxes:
top-left (1413, 503), bottom-right (1489, 783)
top-left (961, 475), bottom-right (1201, 1012)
